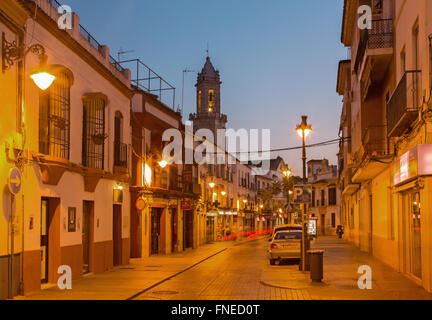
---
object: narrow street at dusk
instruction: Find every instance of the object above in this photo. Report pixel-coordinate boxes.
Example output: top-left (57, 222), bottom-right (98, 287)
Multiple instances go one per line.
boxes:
top-left (16, 235), bottom-right (432, 301)
top-left (2, 0), bottom-right (432, 309)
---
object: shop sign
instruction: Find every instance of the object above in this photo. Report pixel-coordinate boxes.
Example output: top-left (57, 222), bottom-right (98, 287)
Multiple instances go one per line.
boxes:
top-left (307, 217), bottom-right (318, 238)
top-left (394, 144), bottom-right (432, 185)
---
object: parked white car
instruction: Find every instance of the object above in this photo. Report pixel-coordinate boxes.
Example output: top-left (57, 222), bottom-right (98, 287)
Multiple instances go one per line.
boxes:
top-left (268, 230), bottom-right (302, 265)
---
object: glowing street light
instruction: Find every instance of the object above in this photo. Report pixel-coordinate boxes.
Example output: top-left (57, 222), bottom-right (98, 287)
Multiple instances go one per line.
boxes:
top-left (209, 182), bottom-right (216, 189)
top-left (158, 160), bottom-right (168, 168)
top-left (2, 36), bottom-right (56, 90)
top-left (30, 71), bottom-right (56, 90)
top-left (296, 115), bottom-right (312, 272)
top-left (296, 116), bottom-right (312, 138)
top-left (283, 165), bottom-right (292, 178)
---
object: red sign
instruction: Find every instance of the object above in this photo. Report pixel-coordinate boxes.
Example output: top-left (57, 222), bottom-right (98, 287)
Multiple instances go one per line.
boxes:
top-left (135, 197), bottom-right (147, 211)
top-left (181, 200), bottom-right (192, 210)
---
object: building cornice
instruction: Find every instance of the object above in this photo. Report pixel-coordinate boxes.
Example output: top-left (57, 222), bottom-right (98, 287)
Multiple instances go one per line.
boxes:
top-left (341, 0), bottom-right (357, 46)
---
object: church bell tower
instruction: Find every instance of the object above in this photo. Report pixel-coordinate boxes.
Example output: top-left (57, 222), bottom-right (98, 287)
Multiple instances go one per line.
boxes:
top-left (189, 56), bottom-right (227, 145)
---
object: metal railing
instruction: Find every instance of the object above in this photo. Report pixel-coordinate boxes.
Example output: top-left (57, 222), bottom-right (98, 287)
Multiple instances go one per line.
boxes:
top-left (114, 141), bottom-right (128, 168)
top-left (118, 59), bottom-right (176, 110)
top-left (109, 55), bottom-right (125, 73)
top-left (362, 125), bottom-right (388, 156)
top-left (387, 70), bottom-right (421, 137)
top-left (79, 25), bottom-right (104, 55)
top-left (354, 19), bottom-right (393, 72)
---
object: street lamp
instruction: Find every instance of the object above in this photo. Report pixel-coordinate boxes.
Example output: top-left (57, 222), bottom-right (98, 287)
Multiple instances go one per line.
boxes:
top-left (158, 160), bottom-right (168, 168)
top-left (296, 115), bottom-right (312, 271)
top-left (209, 182), bottom-right (216, 189)
top-left (2, 33), bottom-right (56, 90)
top-left (283, 165), bottom-right (292, 178)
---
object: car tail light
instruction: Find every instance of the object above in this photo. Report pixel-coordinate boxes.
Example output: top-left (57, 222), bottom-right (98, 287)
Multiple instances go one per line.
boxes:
top-left (270, 243), bottom-right (278, 249)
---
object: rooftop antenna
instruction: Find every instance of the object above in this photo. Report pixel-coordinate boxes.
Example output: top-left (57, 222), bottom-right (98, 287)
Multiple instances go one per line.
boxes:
top-left (117, 48), bottom-right (135, 62)
top-left (206, 42), bottom-right (210, 57)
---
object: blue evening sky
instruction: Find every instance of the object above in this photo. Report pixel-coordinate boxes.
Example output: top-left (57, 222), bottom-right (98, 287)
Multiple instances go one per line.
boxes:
top-left (66, 0), bottom-right (347, 175)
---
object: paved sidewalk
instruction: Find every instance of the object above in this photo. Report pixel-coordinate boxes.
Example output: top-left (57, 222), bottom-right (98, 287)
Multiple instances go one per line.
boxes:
top-left (261, 236), bottom-right (432, 300)
top-left (16, 242), bottom-right (232, 300)
top-left (15, 236), bottom-right (260, 300)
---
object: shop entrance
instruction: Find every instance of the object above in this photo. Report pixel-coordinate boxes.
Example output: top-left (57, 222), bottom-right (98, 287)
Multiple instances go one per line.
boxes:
top-left (407, 192), bottom-right (422, 279)
top-left (151, 208), bottom-right (162, 255)
top-left (321, 214), bottom-right (326, 235)
top-left (113, 205), bottom-right (122, 266)
top-left (206, 215), bottom-right (215, 243)
top-left (171, 208), bottom-right (178, 252)
top-left (40, 199), bottom-right (49, 283)
top-left (183, 210), bottom-right (194, 249)
top-left (40, 197), bottom-right (60, 284)
top-left (82, 201), bottom-right (93, 274)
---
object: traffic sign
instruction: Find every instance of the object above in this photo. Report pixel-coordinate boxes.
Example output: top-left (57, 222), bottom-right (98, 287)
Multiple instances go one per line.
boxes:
top-left (293, 185), bottom-right (312, 204)
top-left (284, 203), bottom-right (294, 213)
top-left (8, 168), bottom-right (22, 195)
top-left (135, 197), bottom-right (147, 211)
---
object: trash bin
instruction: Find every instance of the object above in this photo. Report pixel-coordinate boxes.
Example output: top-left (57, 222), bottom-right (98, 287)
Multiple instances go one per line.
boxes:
top-left (308, 250), bottom-right (324, 282)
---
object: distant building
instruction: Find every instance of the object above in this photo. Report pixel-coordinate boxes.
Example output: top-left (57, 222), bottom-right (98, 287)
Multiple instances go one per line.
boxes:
top-left (308, 159), bottom-right (340, 235)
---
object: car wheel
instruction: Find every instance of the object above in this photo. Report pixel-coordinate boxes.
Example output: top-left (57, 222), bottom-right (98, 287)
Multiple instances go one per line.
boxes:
top-left (270, 259), bottom-right (276, 265)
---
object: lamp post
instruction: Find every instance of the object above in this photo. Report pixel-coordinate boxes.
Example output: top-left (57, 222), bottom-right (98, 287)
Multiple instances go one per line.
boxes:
top-left (296, 115), bottom-right (312, 272)
top-left (2, 33), bottom-right (56, 90)
top-left (283, 165), bottom-right (292, 224)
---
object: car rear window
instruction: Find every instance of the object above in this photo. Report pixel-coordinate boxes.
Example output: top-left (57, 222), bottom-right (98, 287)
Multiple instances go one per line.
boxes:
top-left (274, 227), bottom-right (302, 234)
top-left (274, 231), bottom-right (301, 240)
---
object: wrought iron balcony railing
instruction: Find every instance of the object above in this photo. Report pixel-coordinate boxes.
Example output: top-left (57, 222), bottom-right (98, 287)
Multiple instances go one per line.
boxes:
top-left (114, 141), bottom-right (128, 168)
top-left (387, 70), bottom-right (422, 137)
top-left (362, 125), bottom-right (388, 157)
top-left (354, 19), bottom-right (393, 73)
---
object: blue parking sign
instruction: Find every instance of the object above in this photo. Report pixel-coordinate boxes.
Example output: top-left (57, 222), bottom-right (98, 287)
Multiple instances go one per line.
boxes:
top-left (293, 185), bottom-right (312, 204)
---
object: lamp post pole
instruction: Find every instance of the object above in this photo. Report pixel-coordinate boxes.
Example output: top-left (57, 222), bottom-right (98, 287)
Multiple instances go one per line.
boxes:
top-left (296, 115), bottom-right (312, 272)
top-left (301, 129), bottom-right (307, 272)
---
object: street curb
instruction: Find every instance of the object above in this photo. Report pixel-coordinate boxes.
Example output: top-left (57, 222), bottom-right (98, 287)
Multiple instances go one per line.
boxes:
top-left (126, 248), bottom-right (228, 300)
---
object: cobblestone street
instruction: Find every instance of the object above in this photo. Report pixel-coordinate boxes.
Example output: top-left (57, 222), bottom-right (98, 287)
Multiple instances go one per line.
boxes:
top-left (16, 236), bottom-right (432, 300)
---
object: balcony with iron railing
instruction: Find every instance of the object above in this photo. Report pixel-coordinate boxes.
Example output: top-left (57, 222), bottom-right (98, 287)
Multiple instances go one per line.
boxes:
top-left (362, 125), bottom-right (389, 157)
top-left (354, 19), bottom-right (393, 74)
top-left (387, 70), bottom-right (422, 137)
top-left (114, 141), bottom-right (128, 168)
top-left (352, 124), bottom-right (393, 183)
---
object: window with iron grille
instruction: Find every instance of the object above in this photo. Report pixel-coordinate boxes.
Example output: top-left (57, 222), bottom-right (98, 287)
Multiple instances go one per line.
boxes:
top-left (82, 93), bottom-right (107, 169)
top-left (39, 71), bottom-right (72, 159)
top-left (114, 111), bottom-right (127, 168)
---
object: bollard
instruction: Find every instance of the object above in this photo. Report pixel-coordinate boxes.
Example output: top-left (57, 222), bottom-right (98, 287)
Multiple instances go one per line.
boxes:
top-left (308, 250), bottom-right (324, 282)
